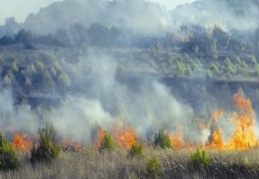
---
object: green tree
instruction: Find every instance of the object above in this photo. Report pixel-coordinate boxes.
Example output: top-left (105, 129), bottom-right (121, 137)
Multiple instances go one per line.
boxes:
top-left (146, 157), bottom-right (163, 178)
top-left (176, 61), bottom-right (187, 75)
top-left (0, 133), bottom-right (20, 170)
top-left (98, 131), bottom-right (115, 152)
top-left (153, 129), bottom-right (172, 149)
top-left (210, 62), bottom-right (220, 74)
top-left (58, 72), bottom-right (71, 88)
top-left (30, 124), bottom-right (61, 164)
top-left (189, 149), bottom-right (211, 170)
top-left (225, 58), bottom-right (236, 75)
top-left (127, 143), bottom-right (143, 159)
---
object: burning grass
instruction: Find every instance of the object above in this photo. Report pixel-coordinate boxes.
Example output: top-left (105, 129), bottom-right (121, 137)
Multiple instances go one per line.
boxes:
top-left (1, 92), bottom-right (259, 178)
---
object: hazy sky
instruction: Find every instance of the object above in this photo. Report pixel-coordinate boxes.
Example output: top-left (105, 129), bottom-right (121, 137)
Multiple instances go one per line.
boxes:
top-left (0, 0), bottom-right (196, 25)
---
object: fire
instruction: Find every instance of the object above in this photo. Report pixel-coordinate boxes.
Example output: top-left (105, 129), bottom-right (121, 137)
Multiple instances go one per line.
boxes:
top-left (113, 126), bottom-right (136, 148)
top-left (208, 93), bottom-right (257, 150)
top-left (13, 134), bottom-right (32, 151)
top-left (62, 140), bottom-right (84, 151)
top-left (211, 109), bottom-right (225, 123)
top-left (94, 129), bottom-right (106, 149)
top-left (169, 133), bottom-right (185, 149)
top-left (208, 129), bottom-right (224, 149)
top-left (227, 93), bottom-right (256, 150)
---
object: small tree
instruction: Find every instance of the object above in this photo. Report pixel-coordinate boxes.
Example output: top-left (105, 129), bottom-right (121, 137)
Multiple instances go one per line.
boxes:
top-left (0, 133), bottom-right (20, 170)
top-left (189, 149), bottom-right (211, 170)
top-left (98, 131), bottom-right (115, 152)
top-left (127, 143), bottom-right (143, 159)
top-left (146, 156), bottom-right (163, 178)
top-left (30, 124), bottom-right (61, 164)
top-left (153, 129), bottom-right (172, 149)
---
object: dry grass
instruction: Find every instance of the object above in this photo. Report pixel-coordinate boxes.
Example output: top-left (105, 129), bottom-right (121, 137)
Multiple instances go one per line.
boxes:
top-left (1, 148), bottom-right (259, 179)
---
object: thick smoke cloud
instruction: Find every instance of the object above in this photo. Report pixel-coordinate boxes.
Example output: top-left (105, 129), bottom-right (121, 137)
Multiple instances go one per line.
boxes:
top-left (171, 0), bottom-right (259, 31)
top-left (0, 50), bottom-right (204, 144)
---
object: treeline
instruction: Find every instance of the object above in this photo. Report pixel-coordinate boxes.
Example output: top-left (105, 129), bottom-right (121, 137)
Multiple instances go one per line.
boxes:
top-left (0, 23), bottom-right (121, 48)
top-left (0, 51), bottom-right (72, 107)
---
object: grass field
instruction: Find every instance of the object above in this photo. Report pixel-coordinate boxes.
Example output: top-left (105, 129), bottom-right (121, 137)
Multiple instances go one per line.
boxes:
top-left (1, 147), bottom-right (259, 179)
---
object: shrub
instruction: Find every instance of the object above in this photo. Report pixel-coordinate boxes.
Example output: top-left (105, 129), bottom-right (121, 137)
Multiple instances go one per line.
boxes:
top-left (127, 143), bottom-right (143, 159)
top-left (249, 55), bottom-right (257, 65)
top-left (210, 62), bottom-right (220, 74)
top-left (0, 133), bottom-right (20, 170)
top-left (146, 156), bottom-right (163, 178)
top-left (189, 149), bottom-right (211, 170)
top-left (206, 69), bottom-right (213, 79)
top-left (98, 131), bottom-right (115, 152)
top-left (176, 61), bottom-right (187, 75)
top-left (30, 124), bottom-right (61, 164)
top-left (153, 129), bottom-right (172, 149)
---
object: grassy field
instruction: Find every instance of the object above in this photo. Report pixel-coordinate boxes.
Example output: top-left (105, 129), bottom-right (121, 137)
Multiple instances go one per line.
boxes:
top-left (2, 147), bottom-right (259, 179)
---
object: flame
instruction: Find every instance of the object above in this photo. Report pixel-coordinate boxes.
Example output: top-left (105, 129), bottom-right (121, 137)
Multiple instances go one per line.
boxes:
top-left (208, 129), bottom-right (224, 149)
top-left (211, 109), bottom-right (225, 123)
top-left (13, 134), bottom-right (32, 151)
top-left (94, 129), bottom-right (106, 149)
top-left (169, 133), bottom-right (185, 149)
top-left (208, 93), bottom-right (257, 150)
top-left (113, 126), bottom-right (136, 148)
top-left (62, 140), bottom-right (84, 151)
top-left (227, 93), bottom-right (256, 150)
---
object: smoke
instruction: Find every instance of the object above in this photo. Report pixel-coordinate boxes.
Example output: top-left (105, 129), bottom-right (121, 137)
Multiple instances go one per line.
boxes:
top-left (0, 49), bottom-right (205, 145)
top-left (0, 0), bottom-right (62, 25)
top-left (0, 0), bottom-right (258, 148)
top-left (171, 0), bottom-right (259, 31)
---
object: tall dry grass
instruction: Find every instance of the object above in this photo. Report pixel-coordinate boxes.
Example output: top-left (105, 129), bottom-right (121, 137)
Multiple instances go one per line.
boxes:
top-left (1, 148), bottom-right (259, 178)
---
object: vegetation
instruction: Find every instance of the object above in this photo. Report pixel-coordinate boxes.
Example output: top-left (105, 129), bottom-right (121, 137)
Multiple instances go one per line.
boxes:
top-left (146, 156), bottom-right (163, 178)
top-left (189, 149), bottom-right (211, 170)
top-left (127, 143), bottom-right (143, 159)
top-left (153, 129), bottom-right (172, 149)
top-left (0, 133), bottom-right (20, 170)
top-left (30, 125), bottom-right (61, 164)
top-left (98, 131), bottom-right (116, 152)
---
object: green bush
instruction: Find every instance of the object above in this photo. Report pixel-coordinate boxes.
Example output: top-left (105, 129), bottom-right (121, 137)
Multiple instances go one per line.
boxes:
top-left (127, 143), bottom-right (143, 159)
top-left (206, 69), bottom-right (213, 78)
top-left (0, 133), bottom-right (20, 170)
top-left (146, 156), bottom-right (163, 178)
top-left (225, 58), bottom-right (236, 75)
top-left (210, 62), bottom-right (220, 74)
top-left (153, 129), bottom-right (172, 149)
top-left (176, 61), bottom-right (187, 75)
top-left (189, 149), bottom-right (211, 170)
top-left (98, 131), bottom-right (115, 152)
top-left (30, 124), bottom-right (61, 164)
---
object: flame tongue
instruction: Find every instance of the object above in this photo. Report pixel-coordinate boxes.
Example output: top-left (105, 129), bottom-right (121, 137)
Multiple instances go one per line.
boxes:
top-left (227, 93), bottom-right (256, 150)
top-left (170, 133), bottom-right (185, 149)
top-left (113, 126), bottom-right (136, 148)
top-left (94, 129), bottom-right (106, 149)
top-left (208, 93), bottom-right (257, 150)
top-left (13, 134), bottom-right (32, 151)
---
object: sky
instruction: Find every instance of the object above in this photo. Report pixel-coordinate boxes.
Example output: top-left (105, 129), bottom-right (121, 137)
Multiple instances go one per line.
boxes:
top-left (0, 0), bottom-right (196, 25)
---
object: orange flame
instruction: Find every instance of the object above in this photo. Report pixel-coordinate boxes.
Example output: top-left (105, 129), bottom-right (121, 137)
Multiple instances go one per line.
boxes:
top-left (208, 93), bottom-right (257, 150)
top-left (169, 133), bottom-right (185, 149)
top-left (13, 134), bottom-right (32, 151)
top-left (227, 93), bottom-right (256, 150)
top-left (208, 129), bottom-right (224, 149)
top-left (113, 126), bottom-right (136, 148)
top-left (62, 140), bottom-right (84, 151)
top-left (211, 109), bottom-right (225, 123)
top-left (94, 129), bottom-right (106, 149)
